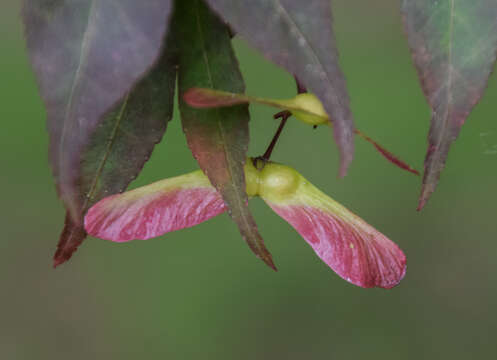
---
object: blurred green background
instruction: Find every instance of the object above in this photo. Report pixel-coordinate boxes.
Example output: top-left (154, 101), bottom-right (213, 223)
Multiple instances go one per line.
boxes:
top-left (2, 1), bottom-right (497, 359)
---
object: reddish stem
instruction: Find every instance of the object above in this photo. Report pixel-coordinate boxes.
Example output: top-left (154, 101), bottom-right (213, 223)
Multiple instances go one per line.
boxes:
top-left (261, 111), bottom-right (290, 161)
top-left (260, 76), bottom-right (305, 162)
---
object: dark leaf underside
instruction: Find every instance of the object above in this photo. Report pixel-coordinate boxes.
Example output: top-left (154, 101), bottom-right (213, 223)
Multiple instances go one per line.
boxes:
top-left (23, 0), bottom-right (176, 265)
top-left (402, 0), bottom-right (497, 209)
top-left (23, 0), bottom-right (174, 219)
top-left (54, 41), bottom-right (178, 266)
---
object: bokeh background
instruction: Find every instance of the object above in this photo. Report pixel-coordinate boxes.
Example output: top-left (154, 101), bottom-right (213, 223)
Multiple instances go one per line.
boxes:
top-left (2, 1), bottom-right (497, 359)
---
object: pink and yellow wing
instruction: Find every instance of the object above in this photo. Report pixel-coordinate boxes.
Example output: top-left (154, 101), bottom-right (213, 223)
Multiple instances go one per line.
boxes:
top-left (262, 178), bottom-right (406, 289)
top-left (84, 170), bottom-right (226, 242)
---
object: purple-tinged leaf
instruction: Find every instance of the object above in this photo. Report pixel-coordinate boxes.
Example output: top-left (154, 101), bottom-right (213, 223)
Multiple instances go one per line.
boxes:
top-left (85, 170), bottom-right (226, 242)
top-left (52, 34), bottom-right (178, 267)
top-left (175, 0), bottom-right (276, 270)
top-left (402, 1), bottom-right (497, 209)
top-left (204, 0), bottom-right (355, 177)
top-left (22, 0), bottom-right (173, 221)
top-left (185, 88), bottom-right (419, 175)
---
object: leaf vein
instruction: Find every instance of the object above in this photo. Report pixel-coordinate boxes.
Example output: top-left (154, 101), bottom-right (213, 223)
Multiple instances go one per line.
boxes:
top-left (59, 0), bottom-right (99, 178)
top-left (194, 0), bottom-right (254, 239)
top-left (83, 93), bottom-right (130, 210)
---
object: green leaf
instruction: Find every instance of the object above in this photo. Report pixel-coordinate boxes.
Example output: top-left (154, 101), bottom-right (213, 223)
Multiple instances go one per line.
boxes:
top-left (22, 0), bottom-right (173, 221)
top-left (204, 0), bottom-right (355, 176)
top-left (402, 0), bottom-right (497, 210)
top-left (53, 36), bottom-right (178, 267)
top-left (175, 0), bottom-right (276, 270)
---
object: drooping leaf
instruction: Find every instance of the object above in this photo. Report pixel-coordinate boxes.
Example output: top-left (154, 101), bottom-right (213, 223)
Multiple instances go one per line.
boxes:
top-left (255, 161), bottom-right (406, 289)
top-left (185, 88), bottom-right (419, 175)
top-left (174, 0), bottom-right (276, 270)
top-left (53, 32), bottom-right (178, 267)
top-left (402, 1), bottom-right (497, 209)
top-left (85, 170), bottom-right (226, 242)
top-left (204, 0), bottom-right (355, 176)
top-left (22, 0), bottom-right (173, 220)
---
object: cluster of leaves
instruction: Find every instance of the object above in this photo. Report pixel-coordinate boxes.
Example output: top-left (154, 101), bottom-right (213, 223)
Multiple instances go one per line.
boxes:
top-left (22, 0), bottom-right (497, 273)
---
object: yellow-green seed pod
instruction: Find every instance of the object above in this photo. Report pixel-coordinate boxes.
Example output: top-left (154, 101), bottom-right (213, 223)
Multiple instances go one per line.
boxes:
top-left (288, 93), bottom-right (329, 126)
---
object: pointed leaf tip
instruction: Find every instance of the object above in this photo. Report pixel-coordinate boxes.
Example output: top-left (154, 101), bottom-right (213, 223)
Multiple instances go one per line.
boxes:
top-left (246, 238), bottom-right (277, 271)
top-left (53, 213), bottom-right (87, 268)
top-left (258, 251), bottom-right (278, 271)
top-left (24, 0), bottom-right (176, 262)
top-left (402, 1), bottom-right (497, 207)
top-left (176, 1), bottom-right (274, 270)
top-left (268, 259), bottom-right (278, 272)
top-left (336, 127), bottom-right (355, 178)
top-left (417, 180), bottom-right (436, 211)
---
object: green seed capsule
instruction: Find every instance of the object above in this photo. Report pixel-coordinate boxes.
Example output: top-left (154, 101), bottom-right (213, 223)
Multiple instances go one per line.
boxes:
top-left (289, 93), bottom-right (329, 126)
top-left (244, 159), bottom-right (301, 200)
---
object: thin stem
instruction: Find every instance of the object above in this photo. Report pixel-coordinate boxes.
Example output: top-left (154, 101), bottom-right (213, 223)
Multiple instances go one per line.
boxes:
top-left (261, 111), bottom-right (290, 161)
top-left (259, 76), bottom-right (305, 162)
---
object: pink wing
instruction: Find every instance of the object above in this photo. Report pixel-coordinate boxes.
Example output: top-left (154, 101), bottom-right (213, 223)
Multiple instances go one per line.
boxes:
top-left (85, 172), bottom-right (226, 242)
top-left (266, 201), bottom-right (406, 289)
